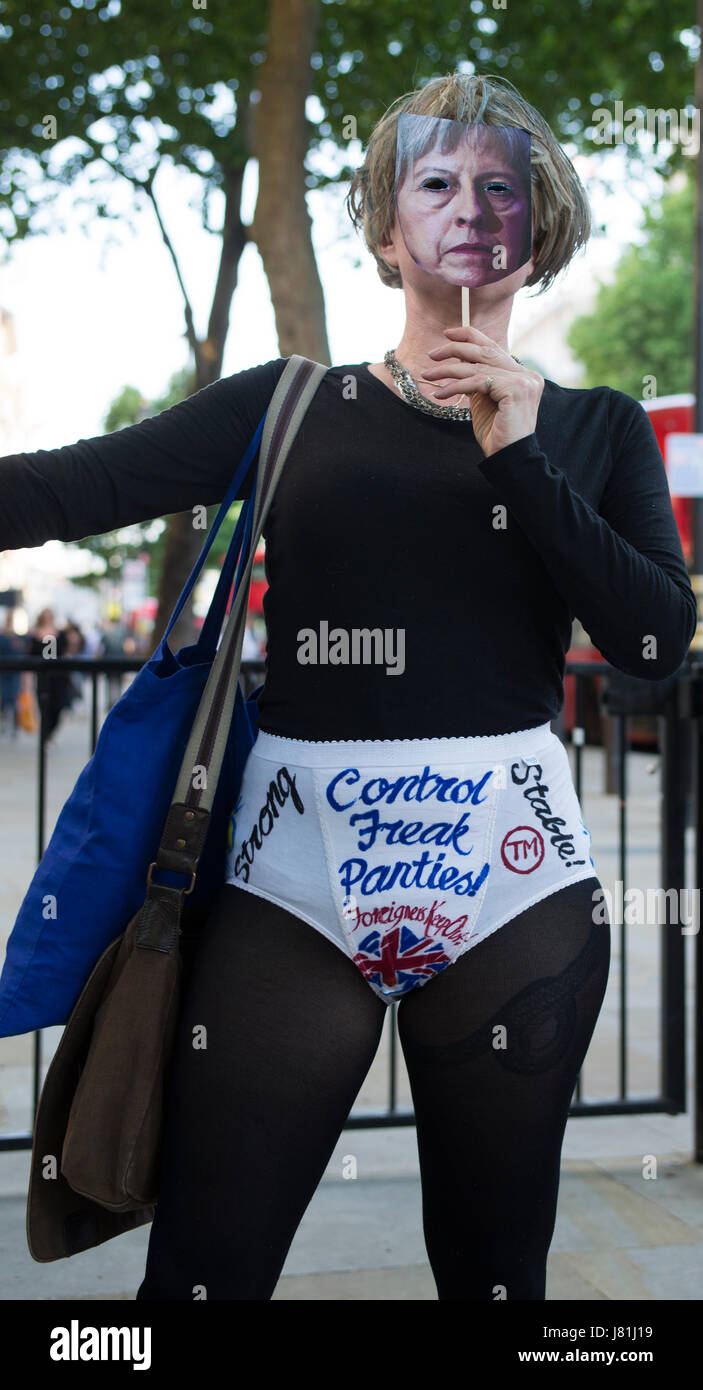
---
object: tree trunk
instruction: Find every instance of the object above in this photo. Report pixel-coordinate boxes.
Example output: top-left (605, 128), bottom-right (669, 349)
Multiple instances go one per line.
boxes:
top-left (154, 0), bottom-right (334, 653)
top-left (152, 167), bottom-right (249, 654)
top-left (250, 0), bottom-right (330, 362)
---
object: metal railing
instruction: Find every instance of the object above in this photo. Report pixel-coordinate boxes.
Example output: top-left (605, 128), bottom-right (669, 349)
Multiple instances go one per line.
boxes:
top-left (565, 660), bottom-right (689, 1122)
top-left (0, 655), bottom-right (700, 1154)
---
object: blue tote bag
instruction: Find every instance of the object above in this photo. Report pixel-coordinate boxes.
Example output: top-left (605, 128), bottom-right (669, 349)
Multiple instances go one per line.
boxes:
top-left (0, 356), bottom-right (326, 1038)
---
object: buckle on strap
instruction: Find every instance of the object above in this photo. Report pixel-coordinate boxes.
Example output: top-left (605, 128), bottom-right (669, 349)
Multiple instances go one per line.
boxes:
top-left (146, 861), bottom-right (196, 900)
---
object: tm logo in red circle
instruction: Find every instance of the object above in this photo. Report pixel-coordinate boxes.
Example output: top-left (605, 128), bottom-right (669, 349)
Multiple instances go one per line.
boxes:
top-left (500, 825), bottom-right (545, 873)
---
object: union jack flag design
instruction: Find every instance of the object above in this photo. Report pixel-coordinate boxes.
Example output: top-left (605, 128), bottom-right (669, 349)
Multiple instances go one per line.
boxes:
top-left (352, 923), bottom-right (452, 998)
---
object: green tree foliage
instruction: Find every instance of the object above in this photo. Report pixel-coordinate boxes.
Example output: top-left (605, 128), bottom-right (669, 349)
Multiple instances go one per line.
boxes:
top-left (0, 1), bottom-right (696, 258)
top-left (0, 0), bottom-right (697, 626)
top-left (309, 0), bottom-right (697, 192)
top-left (567, 169), bottom-right (694, 395)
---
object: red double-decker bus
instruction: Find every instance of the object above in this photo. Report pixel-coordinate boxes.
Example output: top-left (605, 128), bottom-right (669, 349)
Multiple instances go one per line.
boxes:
top-left (563, 392), bottom-right (696, 742)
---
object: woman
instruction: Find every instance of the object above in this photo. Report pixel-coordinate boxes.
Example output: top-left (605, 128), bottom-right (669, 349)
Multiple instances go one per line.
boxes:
top-left (0, 73), bottom-right (695, 1301)
top-left (61, 620), bottom-right (88, 713)
top-left (27, 608), bottom-right (75, 746)
top-left (0, 608), bottom-right (27, 736)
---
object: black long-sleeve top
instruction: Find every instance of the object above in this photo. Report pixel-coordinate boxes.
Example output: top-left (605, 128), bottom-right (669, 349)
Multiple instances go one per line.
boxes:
top-left (0, 358), bottom-right (696, 740)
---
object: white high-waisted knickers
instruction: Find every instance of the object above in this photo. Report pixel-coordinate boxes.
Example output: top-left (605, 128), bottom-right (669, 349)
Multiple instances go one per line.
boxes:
top-left (224, 723), bottom-right (597, 1003)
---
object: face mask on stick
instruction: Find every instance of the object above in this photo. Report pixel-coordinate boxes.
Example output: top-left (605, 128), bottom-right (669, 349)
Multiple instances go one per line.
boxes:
top-left (394, 114), bottom-right (532, 326)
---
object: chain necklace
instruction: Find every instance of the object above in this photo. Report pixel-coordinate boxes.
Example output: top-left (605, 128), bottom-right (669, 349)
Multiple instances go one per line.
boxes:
top-left (383, 348), bottom-right (524, 423)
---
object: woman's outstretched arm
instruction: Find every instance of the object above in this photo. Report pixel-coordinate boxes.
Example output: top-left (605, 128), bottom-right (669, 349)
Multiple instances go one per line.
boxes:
top-left (0, 358), bottom-right (288, 550)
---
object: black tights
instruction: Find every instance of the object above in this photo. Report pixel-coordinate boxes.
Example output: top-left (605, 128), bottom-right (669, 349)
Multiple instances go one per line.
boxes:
top-left (135, 875), bottom-right (610, 1301)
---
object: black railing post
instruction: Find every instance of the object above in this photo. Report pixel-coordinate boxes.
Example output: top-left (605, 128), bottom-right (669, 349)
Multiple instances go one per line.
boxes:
top-left (388, 1004), bottom-right (398, 1114)
top-left (616, 709), bottom-right (628, 1101)
top-left (660, 678), bottom-right (688, 1114)
top-left (572, 671), bottom-right (588, 1104)
top-left (33, 668), bottom-right (51, 1130)
top-left (692, 664), bottom-right (703, 1159)
top-left (35, 674), bottom-right (48, 865)
top-left (91, 669), bottom-right (99, 752)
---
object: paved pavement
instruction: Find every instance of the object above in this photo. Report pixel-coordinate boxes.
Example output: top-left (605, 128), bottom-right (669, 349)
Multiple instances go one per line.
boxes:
top-left (1, 1122), bottom-right (701, 1300)
top-left (0, 696), bottom-right (701, 1300)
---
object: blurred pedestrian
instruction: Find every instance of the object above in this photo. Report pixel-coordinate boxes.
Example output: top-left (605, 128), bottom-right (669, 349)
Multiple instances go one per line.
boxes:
top-left (62, 621), bottom-right (88, 711)
top-left (98, 615), bottom-right (135, 710)
top-left (27, 608), bottom-right (75, 746)
top-left (0, 608), bottom-right (28, 737)
top-left (80, 621), bottom-right (104, 659)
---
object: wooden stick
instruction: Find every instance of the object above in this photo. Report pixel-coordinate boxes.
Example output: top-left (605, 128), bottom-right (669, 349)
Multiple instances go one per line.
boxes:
top-left (461, 286), bottom-right (470, 326)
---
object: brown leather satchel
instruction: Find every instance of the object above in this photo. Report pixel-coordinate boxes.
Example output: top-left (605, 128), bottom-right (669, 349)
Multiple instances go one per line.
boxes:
top-left (26, 356), bottom-right (327, 1261)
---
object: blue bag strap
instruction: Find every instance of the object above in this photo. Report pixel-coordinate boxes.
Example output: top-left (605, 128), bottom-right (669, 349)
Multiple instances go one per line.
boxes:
top-left (196, 416), bottom-right (269, 657)
top-left (197, 485), bottom-right (256, 655)
top-left (196, 497), bottom-right (252, 657)
top-left (163, 410), bottom-right (266, 643)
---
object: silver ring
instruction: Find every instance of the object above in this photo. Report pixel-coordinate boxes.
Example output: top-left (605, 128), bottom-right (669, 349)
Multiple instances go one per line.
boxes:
top-left (485, 376), bottom-right (494, 390)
